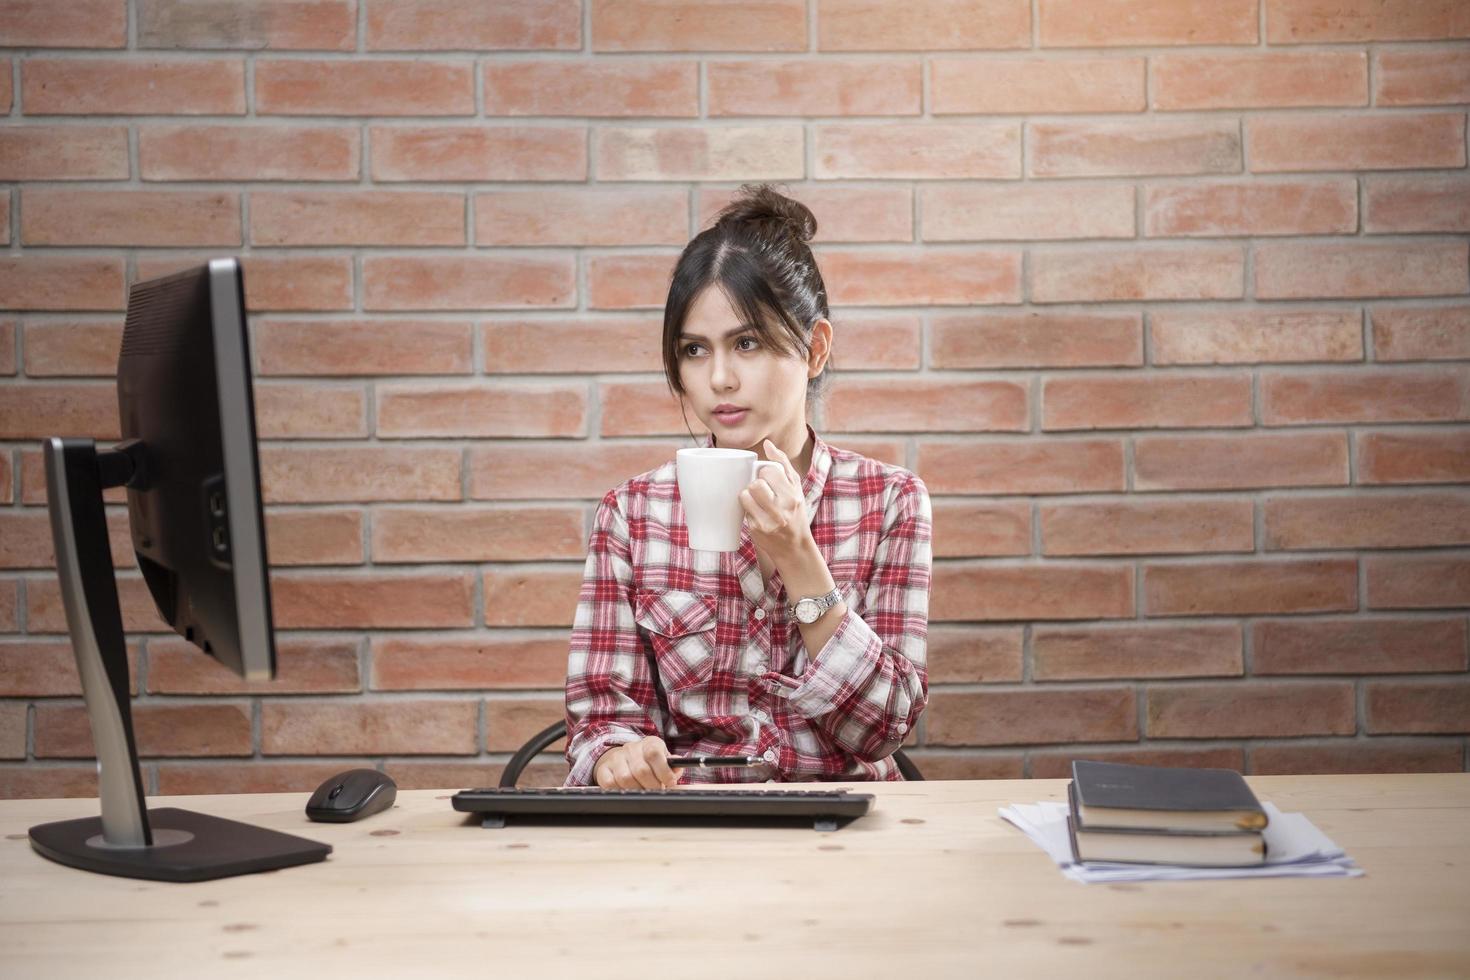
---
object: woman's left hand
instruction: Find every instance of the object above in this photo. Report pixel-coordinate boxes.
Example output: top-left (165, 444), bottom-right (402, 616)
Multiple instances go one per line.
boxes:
top-left (740, 439), bottom-right (813, 564)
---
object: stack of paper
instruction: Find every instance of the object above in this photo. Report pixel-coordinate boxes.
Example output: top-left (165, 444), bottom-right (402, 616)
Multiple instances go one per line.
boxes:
top-left (998, 800), bottom-right (1364, 884)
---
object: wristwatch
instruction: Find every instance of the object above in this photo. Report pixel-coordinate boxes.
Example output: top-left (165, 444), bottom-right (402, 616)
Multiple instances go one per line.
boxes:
top-left (787, 587), bottom-right (844, 625)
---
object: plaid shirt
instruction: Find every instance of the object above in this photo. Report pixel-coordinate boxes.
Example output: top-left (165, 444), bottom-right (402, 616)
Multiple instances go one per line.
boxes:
top-left (563, 425), bottom-right (932, 785)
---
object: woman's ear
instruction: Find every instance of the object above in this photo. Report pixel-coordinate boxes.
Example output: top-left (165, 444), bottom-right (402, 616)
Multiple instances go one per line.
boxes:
top-left (807, 318), bottom-right (833, 378)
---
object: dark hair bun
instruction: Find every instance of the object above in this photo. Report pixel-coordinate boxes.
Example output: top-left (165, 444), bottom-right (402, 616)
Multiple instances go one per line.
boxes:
top-left (714, 183), bottom-right (818, 245)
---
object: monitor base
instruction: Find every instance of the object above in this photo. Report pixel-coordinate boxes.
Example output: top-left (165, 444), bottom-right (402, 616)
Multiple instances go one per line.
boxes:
top-left (29, 807), bottom-right (331, 882)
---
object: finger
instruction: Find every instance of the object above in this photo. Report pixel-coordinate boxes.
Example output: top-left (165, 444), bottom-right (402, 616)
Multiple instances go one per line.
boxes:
top-left (764, 439), bottom-right (802, 485)
top-left (595, 755), bottom-right (616, 789)
top-left (739, 488), bottom-right (776, 531)
top-left (610, 754), bottom-right (640, 790)
top-left (643, 739), bottom-right (679, 788)
top-left (626, 752), bottom-right (663, 790)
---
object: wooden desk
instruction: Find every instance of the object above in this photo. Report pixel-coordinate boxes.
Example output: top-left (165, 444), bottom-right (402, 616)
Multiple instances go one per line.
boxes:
top-left (2, 774), bottom-right (1467, 978)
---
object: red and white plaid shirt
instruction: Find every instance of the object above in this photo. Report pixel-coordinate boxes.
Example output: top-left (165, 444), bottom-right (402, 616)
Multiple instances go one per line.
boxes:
top-left (564, 425), bottom-right (932, 785)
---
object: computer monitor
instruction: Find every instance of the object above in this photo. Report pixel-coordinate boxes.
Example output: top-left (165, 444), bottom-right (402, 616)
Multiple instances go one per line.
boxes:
top-left (27, 259), bottom-right (331, 882)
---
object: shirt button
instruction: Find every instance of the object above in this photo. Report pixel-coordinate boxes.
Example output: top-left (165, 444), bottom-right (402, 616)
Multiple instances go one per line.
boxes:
top-left (753, 608), bottom-right (766, 620)
top-left (896, 722), bottom-right (909, 735)
top-left (762, 748), bottom-right (777, 763)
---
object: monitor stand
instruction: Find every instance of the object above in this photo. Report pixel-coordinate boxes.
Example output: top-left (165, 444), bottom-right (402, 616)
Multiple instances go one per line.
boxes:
top-left (27, 438), bottom-right (331, 882)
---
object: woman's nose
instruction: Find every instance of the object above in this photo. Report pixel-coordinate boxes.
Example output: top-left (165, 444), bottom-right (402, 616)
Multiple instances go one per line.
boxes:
top-left (708, 352), bottom-right (735, 390)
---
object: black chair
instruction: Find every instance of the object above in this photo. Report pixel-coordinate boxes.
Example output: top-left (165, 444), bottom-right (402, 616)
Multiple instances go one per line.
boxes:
top-left (501, 720), bottom-right (923, 787)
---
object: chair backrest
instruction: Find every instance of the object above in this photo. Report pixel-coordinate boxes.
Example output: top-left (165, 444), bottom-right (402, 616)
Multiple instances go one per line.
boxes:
top-left (500, 721), bottom-right (924, 787)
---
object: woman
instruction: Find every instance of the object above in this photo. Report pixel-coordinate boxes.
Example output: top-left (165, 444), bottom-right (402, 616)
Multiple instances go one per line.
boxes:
top-left (564, 184), bottom-right (933, 788)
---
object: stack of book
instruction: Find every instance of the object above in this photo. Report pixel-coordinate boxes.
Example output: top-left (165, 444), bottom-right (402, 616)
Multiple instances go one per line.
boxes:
top-left (1066, 760), bottom-right (1270, 867)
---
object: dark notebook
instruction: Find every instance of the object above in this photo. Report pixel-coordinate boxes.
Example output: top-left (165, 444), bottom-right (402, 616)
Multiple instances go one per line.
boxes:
top-left (1070, 760), bottom-right (1268, 833)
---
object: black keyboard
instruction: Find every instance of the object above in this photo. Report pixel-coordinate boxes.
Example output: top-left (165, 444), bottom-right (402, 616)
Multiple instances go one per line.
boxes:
top-left (451, 786), bottom-right (875, 831)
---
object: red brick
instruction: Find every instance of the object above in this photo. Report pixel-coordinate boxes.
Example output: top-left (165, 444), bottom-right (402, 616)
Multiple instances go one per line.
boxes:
top-left (1040, 0), bottom-right (1257, 45)
top-left (1265, 0), bottom-right (1470, 42)
top-left (373, 506), bottom-right (585, 563)
top-left (1144, 559), bottom-right (1358, 616)
top-left (1358, 429), bottom-right (1470, 485)
top-left (486, 60), bottom-right (695, 116)
top-left (1365, 554), bottom-right (1470, 609)
top-left (925, 625), bottom-right (1024, 682)
top-left (136, 254), bottom-right (354, 311)
top-left (387, 760), bottom-right (558, 790)
top-left (0, 0), bottom-right (126, 47)
top-left (1364, 175), bottom-right (1470, 234)
top-left (0, 766), bottom-right (98, 799)
top-left (364, 255), bottom-right (575, 311)
top-left (368, 0), bottom-right (580, 49)
top-left (256, 59), bottom-right (474, 115)
top-left (1034, 623), bottom-right (1243, 681)
top-left (830, 315), bottom-right (923, 370)
top-left (1262, 367), bottom-right (1469, 425)
top-left (825, 378), bottom-right (1027, 434)
top-left (139, 123), bottom-right (359, 181)
top-left (262, 699), bottom-right (478, 755)
top-left (709, 59), bottom-right (920, 117)
top-left (260, 446), bottom-right (462, 503)
top-left (370, 125), bottom-right (587, 181)
top-left (931, 500), bottom-right (1031, 558)
top-left (35, 703), bottom-right (252, 758)
top-left (1031, 746), bottom-right (1245, 779)
top-left (821, 438), bottom-right (906, 467)
top-left (1152, 51), bottom-right (1366, 110)
top-left (1042, 499), bottom-right (1254, 557)
top-left (0, 256), bottom-right (125, 312)
top-left (697, 186), bottom-right (913, 244)
top-left (482, 316), bottom-right (661, 374)
top-left (0, 641), bottom-right (138, 696)
top-left (815, 122), bottom-right (1019, 179)
top-left (598, 381), bottom-right (704, 438)
top-left (1032, 245), bottom-right (1244, 302)
top-left (1266, 491), bottom-right (1470, 551)
top-left (593, 0), bottom-right (806, 51)
top-left (931, 312), bottom-right (1141, 369)
top-left (1151, 309), bottom-right (1363, 365)
top-left (1247, 113), bottom-right (1466, 172)
top-left (1134, 432), bottom-right (1349, 491)
top-left (147, 636), bottom-right (361, 694)
top-left (156, 761), bottom-right (366, 796)
top-left (0, 703), bottom-right (23, 759)
top-left (0, 579), bottom-right (18, 631)
top-left (1030, 118), bottom-right (1240, 177)
top-left (256, 319), bottom-right (474, 376)
top-left (23, 58), bottom-right (245, 114)
top-left (485, 697), bottom-right (565, 753)
top-left (821, 248), bottom-right (1022, 306)
top-left (0, 125), bottom-right (129, 180)
top-left (1364, 679), bottom-right (1470, 734)
top-left (139, 0), bottom-right (356, 49)
top-left (264, 508), bottom-right (365, 566)
top-left (0, 319), bottom-right (13, 375)
top-left (932, 56), bottom-right (1142, 114)
top-left (469, 441), bottom-right (676, 500)
top-left (818, 0), bottom-right (1030, 51)
top-left (1254, 617), bottom-right (1467, 675)
top-left (376, 382), bottom-right (587, 438)
top-left (919, 437), bottom-right (1125, 495)
top-left (1144, 179), bottom-right (1356, 237)
top-left (1374, 306), bottom-right (1470, 362)
top-left (586, 254), bottom-right (677, 310)
top-left (0, 58), bottom-right (8, 113)
top-left (251, 382), bottom-right (366, 439)
top-left (1255, 241), bottom-right (1469, 300)
top-left (931, 563), bottom-right (1134, 621)
top-left (483, 567), bottom-right (583, 627)
top-left (0, 194), bottom-right (7, 245)
top-left (25, 574), bottom-right (170, 634)
top-left (928, 687), bottom-right (1138, 746)
top-left (1148, 682), bottom-right (1356, 738)
top-left (22, 320), bottom-right (123, 376)
top-left (901, 753), bottom-right (1025, 781)
top-left (1251, 738), bottom-right (1464, 775)
top-left (22, 189), bottom-right (239, 247)
top-left (476, 188), bottom-right (686, 246)
top-left (250, 190), bottom-right (465, 247)
top-left (272, 571), bottom-right (476, 628)
top-left (0, 508), bottom-right (133, 570)
top-left (1375, 47), bottom-right (1470, 106)
top-left (922, 182), bottom-right (1133, 241)
top-left (598, 126), bottom-right (804, 181)
top-left (1043, 372), bottom-right (1253, 430)
top-left (0, 382), bottom-right (118, 439)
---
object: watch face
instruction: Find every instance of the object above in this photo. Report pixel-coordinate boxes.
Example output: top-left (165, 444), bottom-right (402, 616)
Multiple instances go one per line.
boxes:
top-left (795, 598), bottom-right (820, 623)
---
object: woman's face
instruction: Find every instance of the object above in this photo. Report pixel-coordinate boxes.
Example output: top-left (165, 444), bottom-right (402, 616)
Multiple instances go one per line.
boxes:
top-left (675, 286), bottom-right (823, 452)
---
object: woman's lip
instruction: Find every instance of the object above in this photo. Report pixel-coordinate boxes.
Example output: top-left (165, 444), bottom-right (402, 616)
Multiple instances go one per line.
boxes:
top-left (712, 409), bottom-right (749, 424)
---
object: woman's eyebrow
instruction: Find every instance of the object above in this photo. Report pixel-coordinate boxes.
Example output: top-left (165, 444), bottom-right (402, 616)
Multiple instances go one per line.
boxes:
top-left (678, 325), bottom-right (756, 342)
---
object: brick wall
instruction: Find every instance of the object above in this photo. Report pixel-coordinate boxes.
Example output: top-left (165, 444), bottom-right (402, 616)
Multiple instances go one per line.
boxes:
top-left (1, 0), bottom-right (1467, 798)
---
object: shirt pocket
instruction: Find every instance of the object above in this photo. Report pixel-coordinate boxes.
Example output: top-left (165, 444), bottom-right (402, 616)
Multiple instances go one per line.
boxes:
top-left (633, 588), bottom-right (718, 693)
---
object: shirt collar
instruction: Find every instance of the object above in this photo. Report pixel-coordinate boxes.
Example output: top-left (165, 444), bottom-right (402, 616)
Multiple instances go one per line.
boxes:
top-left (703, 423), bottom-right (832, 524)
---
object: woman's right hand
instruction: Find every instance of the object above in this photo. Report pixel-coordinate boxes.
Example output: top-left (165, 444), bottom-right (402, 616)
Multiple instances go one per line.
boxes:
top-left (594, 736), bottom-right (681, 789)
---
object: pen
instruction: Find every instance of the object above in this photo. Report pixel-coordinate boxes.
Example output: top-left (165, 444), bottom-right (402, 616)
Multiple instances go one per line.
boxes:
top-left (667, 755), bottom-right (765, 769)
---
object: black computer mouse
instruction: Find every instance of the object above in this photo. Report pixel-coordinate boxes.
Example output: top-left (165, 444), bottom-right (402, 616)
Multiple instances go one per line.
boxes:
top-left (305, 768), bottom-right (397, 823)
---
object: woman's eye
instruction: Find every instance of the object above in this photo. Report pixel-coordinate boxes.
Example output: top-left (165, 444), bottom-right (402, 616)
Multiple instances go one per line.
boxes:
top-left (736, 337), bottom-right (758, 351)
top-left (682, 343), bottom-right (704, 357)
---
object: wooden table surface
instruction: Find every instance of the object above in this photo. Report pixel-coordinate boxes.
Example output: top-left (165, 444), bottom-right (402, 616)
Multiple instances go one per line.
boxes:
top-left (2, 774), bottom-right (1467, 979)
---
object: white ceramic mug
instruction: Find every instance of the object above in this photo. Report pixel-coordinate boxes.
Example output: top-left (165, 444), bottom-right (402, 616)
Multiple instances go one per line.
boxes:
top-left (675, 448), bottom-right (785, 552)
